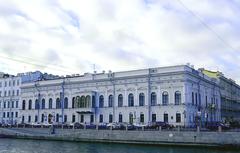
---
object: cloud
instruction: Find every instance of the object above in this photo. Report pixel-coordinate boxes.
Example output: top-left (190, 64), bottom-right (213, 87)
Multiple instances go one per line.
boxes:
top-left (0, 0), bottom-right (239, 83)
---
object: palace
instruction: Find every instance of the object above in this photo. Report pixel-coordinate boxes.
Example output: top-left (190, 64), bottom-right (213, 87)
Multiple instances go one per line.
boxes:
top-left (1, 64), bottom-right (240, 127)
top-left (19, 65), bottom-right (222, 127)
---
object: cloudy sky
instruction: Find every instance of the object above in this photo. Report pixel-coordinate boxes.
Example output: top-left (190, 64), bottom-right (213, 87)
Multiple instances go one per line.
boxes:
top-left (0, 0), bottom-right (239, 82)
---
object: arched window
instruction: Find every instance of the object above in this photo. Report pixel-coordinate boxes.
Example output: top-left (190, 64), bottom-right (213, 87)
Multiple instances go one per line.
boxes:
top-left (80, 96), bottom-right (86, 108)
top-left (175, 91), bottom-right (181, 105)
top-left (28, 100), bottom-right (32, 110)
top-left (99, 95), bottom-right (104, 108)
top-left (118, 94), bottom-right (123, 107)
top-left (22, 100), bottom-right (26, 110)
top-left (56, 98), bottom-right (61, 109)
top-left (49, 98), bottom-right (52, 109)
top-left (41, 99), bottom-right (45, 109)
top-left (108, 95), bottom-right (113, 107)
top-left (128, 93), bottom-right (134, 107)
top-left (35, 99), bottom-right (39, 109)
top-left (76, 96), bottom-right (80, 108)
top-left (86, 95), bottom-right (91, 108)
top-left (119, 113), bottom-right (123, 123)
top-left (151, 92), bottom-right (157, 106)
top-left (72, 97), bottom-right (75, 108)
top-left (64, 97), bottom-right (68, 109)
top-left (139, 93), bottom-right (145, 106)
top-left (162, 92), bottom-right (169, 106)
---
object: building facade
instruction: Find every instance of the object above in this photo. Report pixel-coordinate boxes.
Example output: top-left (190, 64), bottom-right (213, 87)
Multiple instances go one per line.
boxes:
top-left (20, 65), bottom-right (221, 127)
top-left (201, 69), bottom-right (240, 122)
top-left (0, 71), bottom-right (59, 125)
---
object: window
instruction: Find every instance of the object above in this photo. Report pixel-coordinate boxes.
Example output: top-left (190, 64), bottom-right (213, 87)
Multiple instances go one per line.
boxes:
top-left (7, 101), bottom-right (10, 108)
top-left (22, 116), bottom-right (25, 123)
top-left (64, 97), bottom-right (68, 109)
top-left (164, 113), bottom-right (168, 123)
top-left (72, 97), bottom-right (75, 108)
top-left (17, 90), bottom-right (19, 96)
top-left (152, 114), bottom-right (156, 122)
top-left (118, 94), bottom-right (123, 107)
top-left (35, 115), bottom-right (38, 122)
top-left (92, 95), bottom-right (96, 108)
top-left (129, 113), bottom-right (133, 124)
top-left (192, 92), bottom-right (194, 105)
top-left (195, 93), bottom-right (198, 105)
top-left (41, 99), bottom-right (45, 109)
top-left (56, 98), bottom-right (61, 109)
top-left (199, 94), bottom-right (201, 106)
top-left (4, 102), bottom-right (6, 108)
top-left (140, 114), bottom-right (144, 123)
top-left (11, 101), bottom-right (14, 108)
top-left (4, 91), bottom-right (6, 97)
top-left (41, 114), bottom-right (44, 123)
top-left (205, 96), bottom-right (208, 108)
top-left (12, 90), bottom-right (15, 96)
top-left (16, 101), bottom-right (18, 108)
top-left (80, 115), bottom-right (84, 123)
top-left (109, 114), bottom-right (113, 123)
top-left (99, 95), bottom-right (104, 108)
top-left (4, 81), bottom-right (7, 87)
top-left (175, 91), bottom-right (181, 105)
top-left (151, 92), bottom-right (157, 106)
top-left (119, 114), bottom-right (122, 123)
top-left (108, 95), bottom-right (113, 107)
top-left (17, 80), bottom-right (19, 86)
top-left (99, 114), bottom-right (103, 123)
top-left (15, 112), bottom-right (18, 118)
top-left (28, 116), bottom-right (31, 123)
top-left (48, 98), bottom-right (52, 109)
top-left (3, 112), bottom-right (5, 118)
top-left (128, 93), bottom-right (134, 107)
top-left (22, 100), bottom-right (26, 110)
top-left (176, 113), bottom-right (181, 123)
top-left (64, 115), bottom-right (67, 123)
top-left (139, 93), bottom-right (145, 106)
top-left (90, 115), bottom-right (94, 123)
top-left (11, 112), bottom-right (13, 118)
top-left (162, 92), bottom-right (169, 105)
top-left (56, 114), bottom-right (59, 122)
top-left (13, 80), bottom-right (15, 86)
top-left (72, 114), bottom-right (76, 123)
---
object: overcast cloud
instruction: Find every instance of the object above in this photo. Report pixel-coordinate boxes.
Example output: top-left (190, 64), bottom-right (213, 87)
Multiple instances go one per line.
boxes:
top-left (0, 0), bottom-right (239, 82)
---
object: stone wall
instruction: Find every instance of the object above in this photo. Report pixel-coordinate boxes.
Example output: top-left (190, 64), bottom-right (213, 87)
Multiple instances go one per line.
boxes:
top-left (0, 128), bottom-right (239, 147)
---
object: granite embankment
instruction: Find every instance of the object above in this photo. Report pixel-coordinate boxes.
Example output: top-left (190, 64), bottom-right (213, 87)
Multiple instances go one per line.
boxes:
top-left (0, 128), bottom-right (240, 147)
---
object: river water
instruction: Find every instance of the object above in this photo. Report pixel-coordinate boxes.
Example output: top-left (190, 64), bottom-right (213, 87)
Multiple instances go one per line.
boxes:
top-left (0, 138), bottom-right (238, 153)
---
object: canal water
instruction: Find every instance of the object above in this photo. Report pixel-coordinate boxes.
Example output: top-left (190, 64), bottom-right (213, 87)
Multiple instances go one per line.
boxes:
top-left (0, 138), bottom-right (238, 153)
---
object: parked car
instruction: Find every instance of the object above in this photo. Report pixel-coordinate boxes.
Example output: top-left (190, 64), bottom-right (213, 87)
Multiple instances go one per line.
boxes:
top-left (98, 123), bottom-right (108, 130)
top-left (72, 122), bottom-right (84, 129)
top-left (206, 122), bottom-right (230, 131)
top-left (146, 122), bottom-right (173, 130)
top-left (133, 123), bottom-right (147, 130)
top-left (85, 123), bottom-right (96, 129)
top-left (107, 122), bottom-right (120, 129)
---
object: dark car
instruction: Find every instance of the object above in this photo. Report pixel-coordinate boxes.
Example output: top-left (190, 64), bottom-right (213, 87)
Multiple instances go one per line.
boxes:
top-left (73, 122), bottom-right (84, 129)
top-left (86, 124), bottom-right (96, 129)
top-left (147, 122), bottom-right (173, 130)
top-left (206, 122), bottom-right (230, 131)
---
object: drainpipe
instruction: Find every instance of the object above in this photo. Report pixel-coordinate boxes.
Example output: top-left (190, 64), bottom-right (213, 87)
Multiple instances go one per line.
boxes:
top-left (148, 69), bottom-right (151, 123)
top-left (61, 78), bottom-right (65, 124)
top-left (34, 82), bottom-right (40, 123)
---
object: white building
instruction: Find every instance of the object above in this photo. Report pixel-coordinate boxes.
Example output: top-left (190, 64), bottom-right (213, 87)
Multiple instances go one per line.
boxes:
top-left (0, 73), bottom-right (21, 125)
top-left (20, 65), bottom-right (221, 127)
top-left (0, 71), bottom-right (60, 125)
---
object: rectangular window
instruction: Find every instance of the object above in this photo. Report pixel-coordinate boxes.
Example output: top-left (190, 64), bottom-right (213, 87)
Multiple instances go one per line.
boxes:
top-left (99, 114), bottom-right (103, 123)
top-left (7, 112), bottom-right (9, 118)
top-left (109, 114), bottom-right (113, 123)
top-left (90, 115), bottom-right (94, 123)
top-left (22, 116), bottom-right (25, 123)
top-left (119, 114), bottom-right (122, 123)
top-left (152, 114), bottom-right (156, 122)
top-left (195, 93), bottom-right (198, 105)
top-left (3, 112), bottom-right (5, 118)
top-left (11, 101), bottom-right (14, 108)
top-left (13, 80), bottom-right (15, 86)
top-left (28, 116), bottom-right (31, 123)
top-left (205, 96), bottom-right (208, 108)
top-left (15, 112), bottom-right (18, 118)
top-left (11, 112), bottom-right (13, 118)
top-left (64, 115), bottom-right (67, 123)
top-left (17, 90), bottom-right (19, 96)
top-left (4, 102), bottom-right (6, 108)
top-left (35, 115), bottom-right (38, 122)
top-left (80, 115), bottom-right (84, 123)
top-left (0, 91), bottom-right (1, 97)
top-left (72, 115), bottom-right (75, 123)
top-left (16, 101), bottom-right (18, 108)
top-left (164, 113), bottom-right (168, 123)
top-left (4, 81), bottom-right (7, 87)
top-left (192, 92), bottom-right (194, 105)
top-left (4, 91), bottom-right (6, 97)
top-left (140, 114), bottom-right (144, 123)
top-left (199, 94), bottom-right (201, 106)
top-left (176, 113), bottom-right (181, 123)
